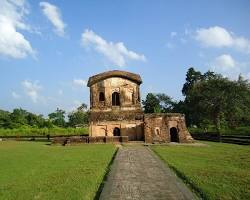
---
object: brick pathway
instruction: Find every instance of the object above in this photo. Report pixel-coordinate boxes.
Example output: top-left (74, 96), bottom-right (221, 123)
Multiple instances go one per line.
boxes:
top-left (99, 146), bottom-right (197, 200)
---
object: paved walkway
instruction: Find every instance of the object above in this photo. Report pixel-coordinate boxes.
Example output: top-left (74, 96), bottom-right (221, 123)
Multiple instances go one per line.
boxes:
top-left (99, 146), bottom-right (197, 200)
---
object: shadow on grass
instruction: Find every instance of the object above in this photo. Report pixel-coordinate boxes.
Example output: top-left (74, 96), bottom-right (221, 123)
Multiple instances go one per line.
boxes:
top-left (94, 147), bottom-right (119, 200)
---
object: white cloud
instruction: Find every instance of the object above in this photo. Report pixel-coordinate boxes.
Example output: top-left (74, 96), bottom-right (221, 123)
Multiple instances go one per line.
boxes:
top-left (211, 54), bottom-right (250, 80)
top-left (58, 89), bottom-right (63, 95)
top-left (196, 26), bottom-right (233, 47)
top-left (81, 29), bottom-right (146, 67)
top-left (11, 91), bottom-right (21, 99)
top-left (0, 0), bottom-right (34, 58)
top-left (73, 79), bottom-right (87, 87)
top-left (214, 54), bottom-right (236, 69)
top-left (40, 2), bottom-right (66, 37)
top-left (166, 42), bottom-right (175, 49)
top-left (22, 80), bottom-right (43, 103)
top-left (195, 26), bottom-right (250, 53)
top-left (170, 32), bottom-right (177, 38)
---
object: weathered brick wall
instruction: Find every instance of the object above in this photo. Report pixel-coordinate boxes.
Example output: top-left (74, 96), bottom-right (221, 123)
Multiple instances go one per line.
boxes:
top-left (88, 72), bottom-right (143, 139)
top-left (89, 120), bottom-right (144, 140)
top-left (144, 115), bottom-right (168, 143)
top-left (90, 77), bottom-right (142, 110)
top-left (144, 113), bottom-right (193, 143)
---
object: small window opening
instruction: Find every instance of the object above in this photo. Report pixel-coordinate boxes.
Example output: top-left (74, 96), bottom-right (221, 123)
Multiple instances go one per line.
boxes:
top-left (112, 92), bottom-right (120, 106)
top-left (99, 92), bottom-right (105, 102)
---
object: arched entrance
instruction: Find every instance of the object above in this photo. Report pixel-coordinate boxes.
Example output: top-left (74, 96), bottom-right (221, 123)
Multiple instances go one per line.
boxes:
top-left (113, 127), bottom-right (120, 136)
top-left (170, 127), bottom-right (179, 142)
top-left (112, 92), bottom-right (120, 106)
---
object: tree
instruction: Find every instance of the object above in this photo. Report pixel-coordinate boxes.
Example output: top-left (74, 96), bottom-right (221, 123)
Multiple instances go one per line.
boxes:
top-left (188, 76), bottom-right (228, 132)
top-left (68, 104), bottom-right (89, 127)
top-left (48, 108), bottom-right (66, 127)
top-left (43, 119), bottom-right (53, 128)
top-left (0, 109), bottom-right (11, 128)
top-left (142, 93), bottom-right (175, 113)
top-left (156, 93), bottom-right (176, 113)
top-left (77, 103), bottom-right (87, 111)
top-left (9, 108), bottom-right (29, 128)
top-left (0, 108), bottom-right (48, 128)
top-left (186, 74), bottom-right (250, 133)
top-left (225, 75), bottom-right (250, 128)
top-left (182, 67), bottom-right (203, 96)
top-left (26, 113), bottom-right (46, 128)
top-left (142, 93), bottom-right (160, 113)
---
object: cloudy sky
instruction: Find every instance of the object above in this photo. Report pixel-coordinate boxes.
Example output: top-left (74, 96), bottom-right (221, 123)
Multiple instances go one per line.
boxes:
top-left (1, 0), bottom-right (250, 116)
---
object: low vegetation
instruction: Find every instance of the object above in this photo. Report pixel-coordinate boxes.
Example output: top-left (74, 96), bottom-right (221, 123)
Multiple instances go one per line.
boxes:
top-left (0, 106), bottom-right (88, 129)
top-left (189, 126), bottom-right (250, 136)
top-left (0, 103), bottom-right (89, 137)
top-left (0, 127), bottom-right (88, 137)
top-left (152, 142), bottom-right (250, 200)
top-left (0, 141), bottom-right (116, 200)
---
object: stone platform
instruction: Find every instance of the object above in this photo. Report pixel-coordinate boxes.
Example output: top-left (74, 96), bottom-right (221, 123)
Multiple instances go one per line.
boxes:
top-left (52, 136), bottom-right (129, 145)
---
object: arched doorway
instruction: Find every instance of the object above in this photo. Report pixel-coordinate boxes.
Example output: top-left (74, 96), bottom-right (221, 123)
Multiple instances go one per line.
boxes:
top-left (112, 92), bottom-right (120, 106)
top-left (170, 127), bottom-right (179, 142)
top-left (113, 127), bottom-right (120, 136)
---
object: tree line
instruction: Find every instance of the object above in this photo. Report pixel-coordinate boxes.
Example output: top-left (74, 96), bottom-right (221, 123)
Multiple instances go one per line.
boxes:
top-left (142, 67), bottom-right (250, 134)
top-left (0, 103), bottom-right (89, 129)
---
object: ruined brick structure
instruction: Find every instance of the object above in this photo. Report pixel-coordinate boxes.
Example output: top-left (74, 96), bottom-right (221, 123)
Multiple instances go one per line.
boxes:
top-left (88, 70), bottom-right (193, 143)
top-left (144, 113), bottom-right (193, 143)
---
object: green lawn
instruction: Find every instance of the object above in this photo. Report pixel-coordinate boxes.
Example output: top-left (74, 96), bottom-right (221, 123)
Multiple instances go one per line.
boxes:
top-left (0, 141), bottom-right (116, 200)
top-left (152, 142), bottom-right (250, 200)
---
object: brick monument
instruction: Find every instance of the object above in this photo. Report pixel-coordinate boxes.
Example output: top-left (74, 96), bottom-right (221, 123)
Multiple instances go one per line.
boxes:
top-left (88, 70), bottom-right (193, 143)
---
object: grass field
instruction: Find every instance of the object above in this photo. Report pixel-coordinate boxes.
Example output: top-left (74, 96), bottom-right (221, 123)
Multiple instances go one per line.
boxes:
top-left (0, 141), bottom-right (116, 200)
top-left (152, 142), bottom-right (250, 200)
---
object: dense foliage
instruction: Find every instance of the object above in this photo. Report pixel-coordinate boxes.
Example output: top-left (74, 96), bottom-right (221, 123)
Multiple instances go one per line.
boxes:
top-left (182, 68), bottom-right (250, 133)
top-left (142, 67), bottom-right (250, 134)
top-left (0, 103), bottom-right (89, 136)
top-left (142, 93), bottom-right (176, 113)
top-left (68, 103), bottom-right (89, 127)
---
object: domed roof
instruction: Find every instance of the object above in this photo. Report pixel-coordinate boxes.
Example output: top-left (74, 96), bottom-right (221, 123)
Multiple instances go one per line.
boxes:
top-left (87, 70), bottom-right (142, 87)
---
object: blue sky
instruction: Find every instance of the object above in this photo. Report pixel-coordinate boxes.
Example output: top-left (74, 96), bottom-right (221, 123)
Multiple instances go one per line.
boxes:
top-left (1, 0), bottom-right (250, 116)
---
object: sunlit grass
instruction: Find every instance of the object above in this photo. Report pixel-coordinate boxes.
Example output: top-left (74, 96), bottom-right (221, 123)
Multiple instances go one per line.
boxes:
top-left (0, 141), bottom-right (116, 200)
top-left (152, 142), bottom-right (250, 200)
